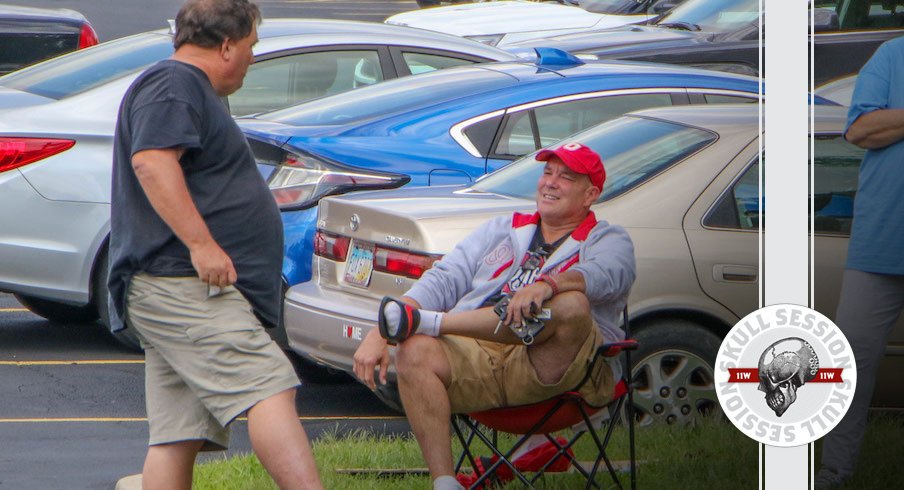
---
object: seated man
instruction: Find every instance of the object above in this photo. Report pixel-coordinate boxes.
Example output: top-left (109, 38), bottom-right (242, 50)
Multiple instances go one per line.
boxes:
top-left (353, 142), bottom-right (636, 490)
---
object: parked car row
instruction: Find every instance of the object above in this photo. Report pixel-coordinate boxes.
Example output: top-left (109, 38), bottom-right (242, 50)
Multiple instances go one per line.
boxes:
top-left (0, 18), bottom-right (516, 348)
top-left (1, 1), bottom-right (902, 424)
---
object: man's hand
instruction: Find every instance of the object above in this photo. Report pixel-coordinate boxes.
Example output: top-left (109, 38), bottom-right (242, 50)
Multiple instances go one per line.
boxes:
top-left (505, 281), bottom-right (554, 326)
top-left (353, 329), bottom-right (390, 390)
top-left (190, 240), bottom-right (237, 287)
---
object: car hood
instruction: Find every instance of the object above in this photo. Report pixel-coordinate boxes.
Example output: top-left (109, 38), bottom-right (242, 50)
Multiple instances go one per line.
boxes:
top-left (506, 24), bottom-right (705, 54)
top-left (319, 185), bottom-right (533, 254)
top-left (387, 1), bottom-right (629, 37)
top-left (0, 86), bottom-right (55, 111)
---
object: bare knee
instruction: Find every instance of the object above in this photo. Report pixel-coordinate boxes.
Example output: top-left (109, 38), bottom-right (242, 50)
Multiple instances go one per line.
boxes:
top-left (396, 336), bottom-right (450, 385)
top-left (547, 291), bottom-right (592, 341)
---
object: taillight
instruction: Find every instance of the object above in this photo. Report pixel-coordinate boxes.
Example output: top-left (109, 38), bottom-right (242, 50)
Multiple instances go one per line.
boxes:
top-left (78, 23), bottom-right (99, 49)
top-left (314, 230), bottom-right (350, 261)
top-left (373, 246), bottom-right (442, 279)
top-left (0, 138), bottom-right (75, 173)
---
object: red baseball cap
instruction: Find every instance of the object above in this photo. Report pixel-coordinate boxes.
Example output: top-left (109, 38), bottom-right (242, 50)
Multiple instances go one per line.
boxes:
top-left (535, 142), bottom-right (605, 191)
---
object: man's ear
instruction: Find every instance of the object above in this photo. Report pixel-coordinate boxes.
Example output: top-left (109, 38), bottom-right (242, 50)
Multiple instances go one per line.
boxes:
top-left (219, 39), bottom-right (232, 61)
top-left (583, 184), bottom-right (601, 207)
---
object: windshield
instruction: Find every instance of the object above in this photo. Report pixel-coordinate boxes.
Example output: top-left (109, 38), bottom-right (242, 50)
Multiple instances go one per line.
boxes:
top-left (579, 0), bottom-right (653, 14)
top-left (0, 32), bottom-right (173, 100)
top-left (654, 0), bottom-right (759, 32)
top-left (472, 115), bottom-right (717, 202)
top-left (258, 66), bottom-right (518, 127)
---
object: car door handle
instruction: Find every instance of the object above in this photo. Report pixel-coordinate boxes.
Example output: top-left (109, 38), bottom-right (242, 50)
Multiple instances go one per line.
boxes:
top-left (713, 265), bottom-right (758, 283)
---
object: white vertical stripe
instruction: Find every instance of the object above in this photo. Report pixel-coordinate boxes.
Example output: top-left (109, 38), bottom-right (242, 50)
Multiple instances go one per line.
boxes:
top-left (762, 0), bottom-right (811, 487)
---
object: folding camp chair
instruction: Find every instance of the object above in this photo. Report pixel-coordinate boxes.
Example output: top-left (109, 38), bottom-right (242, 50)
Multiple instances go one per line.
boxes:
top-left (453, 308), bottom-right (637, 489)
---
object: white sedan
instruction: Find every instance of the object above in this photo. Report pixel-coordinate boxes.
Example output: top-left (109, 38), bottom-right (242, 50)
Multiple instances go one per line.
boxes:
top-left (387, 0), bottom-right (679, 47)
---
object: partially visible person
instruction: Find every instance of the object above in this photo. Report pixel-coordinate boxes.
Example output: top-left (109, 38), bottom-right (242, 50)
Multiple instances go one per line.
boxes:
top-left (816, 37), bottom-right (904, 490)
top-left (108, 1), bottom-right (322, 488)
top-left (354, 142), bottom-right (635, 490)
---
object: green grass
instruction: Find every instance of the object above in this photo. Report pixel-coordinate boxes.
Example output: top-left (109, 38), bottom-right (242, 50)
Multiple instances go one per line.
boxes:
top-left (194, 414), bottom-right (904, 489)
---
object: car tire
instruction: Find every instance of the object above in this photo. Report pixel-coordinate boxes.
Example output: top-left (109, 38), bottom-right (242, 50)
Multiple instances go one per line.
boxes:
top-left (14, 294), bottom-right (98, 324)
top-left (92, 248), bottom-right (142, 352)
top-left (285, 350), bottom-right (353, 385)
top-left (417, 0), bottom-right (442, 7)
top-left (374, 382), bottom-right (404, 413)
top-left (628, 319), bottom-right (723, 427)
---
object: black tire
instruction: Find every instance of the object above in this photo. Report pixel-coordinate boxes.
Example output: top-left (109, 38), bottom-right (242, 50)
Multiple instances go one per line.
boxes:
top-left (373, 382), bottom-right (404, 413)
top-left (15, 294), bottom-right (98, 323)
top-left (93, 248), bottom-right (142, 352)
top-left (417, 0), bottom-right (442, 7)
top-left (628, 319), bottom-right (723, 427)
top-left (286, 350), bottom-right (353, 385)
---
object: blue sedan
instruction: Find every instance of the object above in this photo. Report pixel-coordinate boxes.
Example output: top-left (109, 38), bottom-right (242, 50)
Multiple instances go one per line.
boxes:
top-left (239, 50), bottom-right (764, 289)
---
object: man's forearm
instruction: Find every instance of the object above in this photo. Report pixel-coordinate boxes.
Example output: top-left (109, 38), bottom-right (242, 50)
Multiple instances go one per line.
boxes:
top-left (132, 148), bottom-right (216, 251)
top-left (542, 270), bottom-right (586, 296)
top-left (846, 108), bottom-right (904, 149)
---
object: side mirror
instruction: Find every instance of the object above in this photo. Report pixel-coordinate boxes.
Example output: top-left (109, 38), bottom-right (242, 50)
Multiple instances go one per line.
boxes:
top-left (812, 7), bottom-right (839, 32)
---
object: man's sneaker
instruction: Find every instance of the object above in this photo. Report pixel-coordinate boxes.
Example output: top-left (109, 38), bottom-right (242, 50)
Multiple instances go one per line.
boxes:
top-left (814, 467), bottom-right (848, 490)
top-left (377, 296), bottom-right (421, 345)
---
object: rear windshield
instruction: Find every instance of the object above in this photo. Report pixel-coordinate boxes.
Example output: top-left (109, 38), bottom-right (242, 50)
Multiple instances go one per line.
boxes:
top-left (258, 66), bottom-right (519, 127)
top-left (654, 0), bottom-right (759, 32)
top-left (472, 115), bottom-right (718, 202)
top-left (0, 32), bottom-right (173, 99)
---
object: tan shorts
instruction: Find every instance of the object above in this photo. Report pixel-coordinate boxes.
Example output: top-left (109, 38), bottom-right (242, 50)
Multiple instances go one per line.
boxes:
top-left (127, 274), bottom-right (300, 451)
top-left (440, 326), bottom-right (615, 414)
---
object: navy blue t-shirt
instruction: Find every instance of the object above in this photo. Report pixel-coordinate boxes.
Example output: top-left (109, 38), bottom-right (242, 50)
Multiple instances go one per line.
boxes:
top-left (108, 59), bottom-right (283, 331)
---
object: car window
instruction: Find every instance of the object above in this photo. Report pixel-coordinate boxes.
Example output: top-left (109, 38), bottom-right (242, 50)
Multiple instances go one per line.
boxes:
top-left (493, 93), bottom-right (674, 157)
top-left (704, 159), bottom-right (760, 230)
top-left (817, 0), bottom-right (904, 30)
top-left (0, 33), bottom-right (173, 100)
top-left (401, 52), bottom-right (476, 75)
top-left (579, 0), bottom-right (661, 15)
top-left (474, 115), bottom-right (717, 201)
top-left (229, 50), bottom-right (383, 116)
top-left (813, 134), bottom-right (864, 235)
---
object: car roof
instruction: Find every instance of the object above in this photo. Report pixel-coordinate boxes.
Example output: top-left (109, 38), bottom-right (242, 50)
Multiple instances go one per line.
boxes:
top-left (627, 103), bottom-right (849, 133)
top-left (139, 18), bottom-right (516, 60)
top-left (0, 4), bottom-right (87, 23)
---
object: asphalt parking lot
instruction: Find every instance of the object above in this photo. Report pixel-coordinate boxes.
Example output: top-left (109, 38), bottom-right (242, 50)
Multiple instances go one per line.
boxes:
top-left (0, 291), bottom-right (407, 489)
top-left (0, 2), bottom-right (415, 488)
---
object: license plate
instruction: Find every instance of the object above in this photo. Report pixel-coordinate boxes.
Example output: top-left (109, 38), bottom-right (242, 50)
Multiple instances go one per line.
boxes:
top-left (344, 242), bottom-right (375, 287)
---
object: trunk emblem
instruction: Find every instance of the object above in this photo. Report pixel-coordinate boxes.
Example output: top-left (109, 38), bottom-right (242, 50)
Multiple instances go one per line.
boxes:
top-left (349, 214), bottom-right (360, 231)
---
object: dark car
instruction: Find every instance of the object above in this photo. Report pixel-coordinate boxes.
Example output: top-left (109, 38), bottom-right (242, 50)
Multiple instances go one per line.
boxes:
top-left (0, 4), bottom-right (98, 76)
top-left (507, 0), bottom-right (904, 85)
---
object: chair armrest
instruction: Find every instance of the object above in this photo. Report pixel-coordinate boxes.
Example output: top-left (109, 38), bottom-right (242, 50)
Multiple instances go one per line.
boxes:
top-left (597, 339), bottom-right (638, 357)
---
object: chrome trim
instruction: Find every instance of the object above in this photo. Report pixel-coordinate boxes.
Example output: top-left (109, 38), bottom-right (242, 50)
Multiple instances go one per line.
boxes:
top-left (506, 88), bottom-right (685, 113)
top-left (685, 88), bottom-right (763, 100)
top-left (449, 110), bottom-right (505, 158)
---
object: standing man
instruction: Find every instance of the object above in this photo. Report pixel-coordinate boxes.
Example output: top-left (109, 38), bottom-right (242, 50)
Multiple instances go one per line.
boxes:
top-left (108, 1), bottom-right (322, 488)
top-left (816, 37), bottom-right (904, 489)
top-left (354, 143), bottom-right (635, 490)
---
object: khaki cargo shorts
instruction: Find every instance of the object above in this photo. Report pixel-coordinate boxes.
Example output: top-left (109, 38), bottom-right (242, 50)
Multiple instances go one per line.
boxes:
top-left (127, 274), bottom-right (300, 451)
top-left (439, 326), bottom-right (615, 414)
